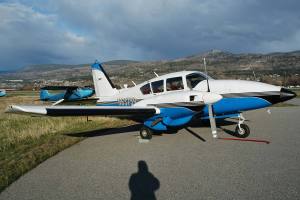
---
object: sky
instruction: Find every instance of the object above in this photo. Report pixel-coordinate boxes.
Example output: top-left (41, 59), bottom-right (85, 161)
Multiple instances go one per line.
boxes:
top-left (0, 0), bottom-right (300, 70)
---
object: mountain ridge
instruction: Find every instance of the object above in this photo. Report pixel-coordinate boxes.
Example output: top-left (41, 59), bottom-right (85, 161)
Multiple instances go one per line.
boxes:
top-left (1, 50), bottom-right (299, 87)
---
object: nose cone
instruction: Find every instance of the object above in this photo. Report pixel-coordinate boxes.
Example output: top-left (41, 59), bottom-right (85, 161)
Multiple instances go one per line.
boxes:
top-left (280, 88), bottom-right (297, 102)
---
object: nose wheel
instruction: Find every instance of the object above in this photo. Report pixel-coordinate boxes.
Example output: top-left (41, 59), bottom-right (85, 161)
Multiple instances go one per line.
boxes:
top-left (235, 124), bottom-right (250, 138)
top-left (234, 114), bottom-right (250, 138)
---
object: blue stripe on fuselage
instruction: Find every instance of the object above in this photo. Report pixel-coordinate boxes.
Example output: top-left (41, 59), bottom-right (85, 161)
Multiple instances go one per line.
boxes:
top-left (202, 97), bottom-right (271, 116)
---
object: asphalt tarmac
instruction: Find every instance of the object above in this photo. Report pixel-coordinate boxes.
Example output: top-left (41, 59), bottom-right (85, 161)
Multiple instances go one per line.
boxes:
top-left (1, 100), bottom-right (300, 200)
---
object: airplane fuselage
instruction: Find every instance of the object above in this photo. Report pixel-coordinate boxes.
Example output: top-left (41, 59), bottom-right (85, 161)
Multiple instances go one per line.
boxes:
top-left (95, 71), bottom-right (295, 121)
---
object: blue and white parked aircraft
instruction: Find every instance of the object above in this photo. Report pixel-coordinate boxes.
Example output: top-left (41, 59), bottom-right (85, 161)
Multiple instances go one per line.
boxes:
top-left (40, 86), bottom-right (95, 104)
top-left (7, 60), bottom-right (296, 139)
top-left (0, 89), bottom-right (6, 97)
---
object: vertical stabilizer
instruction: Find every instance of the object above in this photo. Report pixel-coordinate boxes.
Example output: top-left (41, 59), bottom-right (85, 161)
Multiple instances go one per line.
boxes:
top-left (91, 61), bottom-right (118, 98)
top-left (40, 89), bottom-right (50, 100)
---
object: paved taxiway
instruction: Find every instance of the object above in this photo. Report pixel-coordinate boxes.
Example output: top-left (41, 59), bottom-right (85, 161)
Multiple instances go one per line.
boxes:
top-left (1, 100), bottom-right (300, 200)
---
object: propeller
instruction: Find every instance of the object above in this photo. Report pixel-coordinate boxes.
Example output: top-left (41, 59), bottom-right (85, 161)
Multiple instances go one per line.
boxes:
top-left (203, 58), bottom-right (218, 138)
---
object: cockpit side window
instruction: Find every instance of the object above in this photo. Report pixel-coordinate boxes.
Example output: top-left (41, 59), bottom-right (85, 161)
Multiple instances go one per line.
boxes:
top-left (166, 77), bottom-right (184, 91)
top-left (186, 73), bottom-right (206, 89)
top-left (140, 83), bottom-right (151, 95)
top-left (151, 80), bottom-right (164, 93)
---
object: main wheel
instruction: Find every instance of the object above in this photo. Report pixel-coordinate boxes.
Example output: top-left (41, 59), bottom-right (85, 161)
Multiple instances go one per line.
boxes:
top-left (235, 124), bottom-right (250, 138)
top-left (140, 126), bottom-right (152, 140)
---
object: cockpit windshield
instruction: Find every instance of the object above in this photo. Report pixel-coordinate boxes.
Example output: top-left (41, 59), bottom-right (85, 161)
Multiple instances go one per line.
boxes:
top-left (186, 73), bottom-right (212, 89)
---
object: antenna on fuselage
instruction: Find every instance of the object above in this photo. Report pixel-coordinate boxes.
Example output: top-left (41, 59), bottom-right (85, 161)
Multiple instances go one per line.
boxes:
top-left (249, 64), bottom-right (256, 80)
top-left (154, 72), bottom-right (159, 77)
top-left (252, 70), bottom-right (256, 80)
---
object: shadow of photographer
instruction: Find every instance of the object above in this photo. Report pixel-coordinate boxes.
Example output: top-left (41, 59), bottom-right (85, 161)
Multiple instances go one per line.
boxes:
top-left (129, 161), bottom-right (160, 200)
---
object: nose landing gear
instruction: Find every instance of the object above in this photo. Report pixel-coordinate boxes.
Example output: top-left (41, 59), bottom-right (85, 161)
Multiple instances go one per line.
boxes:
top-left (234, 114), bottom-right (250, 138)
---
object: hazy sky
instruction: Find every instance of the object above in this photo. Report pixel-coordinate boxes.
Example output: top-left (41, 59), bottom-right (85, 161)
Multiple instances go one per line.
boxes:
top-left (0, 0), bottom-right (300, 70)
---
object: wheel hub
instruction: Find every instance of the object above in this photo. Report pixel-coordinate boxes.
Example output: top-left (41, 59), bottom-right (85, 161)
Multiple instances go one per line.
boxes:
top-left (141, 130), bottom-right (148, 137)
top-left (238, 127), bottom-right (245, 135)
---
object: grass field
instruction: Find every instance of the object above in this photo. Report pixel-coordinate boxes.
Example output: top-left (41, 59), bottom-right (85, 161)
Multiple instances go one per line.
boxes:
top-left (0, 92), bottom-right (133, 192)
top-left (291, 88), bottom-right (300, 98)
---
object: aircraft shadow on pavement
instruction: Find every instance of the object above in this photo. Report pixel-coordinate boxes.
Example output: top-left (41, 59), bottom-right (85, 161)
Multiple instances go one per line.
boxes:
top-left (189, 118), bottom-right (237, 128)
top-left (186, 119), bottom-right (243, 140)
top-left (185, 128), bottom-right (206, 142)
top-left (129, 160), bottom-right (160, 200)
top-left (65, 119), bottom-right (241, 138)
top-left (65, 124), bottom-right (143, 138)
top-left (218, 127), bottom-right (236, 137)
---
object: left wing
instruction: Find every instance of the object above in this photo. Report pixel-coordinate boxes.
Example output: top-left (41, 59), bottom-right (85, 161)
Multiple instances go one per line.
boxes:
top-left (6, 105), bottom-right (159, 117)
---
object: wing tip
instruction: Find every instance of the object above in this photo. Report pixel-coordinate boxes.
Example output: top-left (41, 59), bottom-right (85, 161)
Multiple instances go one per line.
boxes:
top-left (5, 105), bottom-right (47, 115)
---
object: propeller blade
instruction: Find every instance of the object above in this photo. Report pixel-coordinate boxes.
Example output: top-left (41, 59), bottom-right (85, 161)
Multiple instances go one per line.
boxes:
top-left (208, 104), bottom-right (218, 138)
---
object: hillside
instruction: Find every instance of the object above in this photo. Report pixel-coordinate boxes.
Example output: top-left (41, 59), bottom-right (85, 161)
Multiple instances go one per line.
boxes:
top-left (1, 50), bottom-right (300, 88)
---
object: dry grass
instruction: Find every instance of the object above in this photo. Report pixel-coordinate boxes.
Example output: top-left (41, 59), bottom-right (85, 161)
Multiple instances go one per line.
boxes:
top-left (291, 89), bottom-right (300, 98)
top-left (0, 92), bottom-right (134, 192)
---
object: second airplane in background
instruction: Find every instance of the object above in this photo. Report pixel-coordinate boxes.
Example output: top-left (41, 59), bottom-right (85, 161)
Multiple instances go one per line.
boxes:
top-left (39, 86), bottom-right (95, 104)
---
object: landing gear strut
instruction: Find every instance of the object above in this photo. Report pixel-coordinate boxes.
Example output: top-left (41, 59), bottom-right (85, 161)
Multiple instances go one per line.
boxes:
top-left (140, 126), bottom-right (152, 140)
top-left (235, 114), bottom-right (250, 138)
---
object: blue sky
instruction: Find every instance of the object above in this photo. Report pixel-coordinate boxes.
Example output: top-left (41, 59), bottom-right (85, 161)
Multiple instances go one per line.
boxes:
top-left (0, 0), bottom-right (300, 70)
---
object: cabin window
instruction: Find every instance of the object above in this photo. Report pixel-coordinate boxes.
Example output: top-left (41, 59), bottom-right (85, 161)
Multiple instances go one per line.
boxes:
top-left (140, 83), bottom-right (151, 95)
top-left (186, 73), bottom-right (206, 89)
top-left (151, 80), bottom-right (164, 93)
top-left (166, 77), bottom-right (184, 91)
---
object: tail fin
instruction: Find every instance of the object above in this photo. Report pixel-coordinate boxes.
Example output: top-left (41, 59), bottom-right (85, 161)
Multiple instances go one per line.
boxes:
top-left (40, 89), bottom-right (50, 100)
top-left (91, 61), bottom-right (118, 98)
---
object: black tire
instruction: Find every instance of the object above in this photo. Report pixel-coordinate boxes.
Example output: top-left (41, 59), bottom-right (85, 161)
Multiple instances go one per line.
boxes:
top-left (140, 126), bottom-right (152, 140)
top-left (235, 124), bottom-right (250, 138)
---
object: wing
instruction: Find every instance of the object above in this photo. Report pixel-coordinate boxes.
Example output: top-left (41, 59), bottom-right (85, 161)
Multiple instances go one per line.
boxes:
top-left (6, 105), bottom-right (159, 118)
top-left (40, 86), bottom-right (79, 90)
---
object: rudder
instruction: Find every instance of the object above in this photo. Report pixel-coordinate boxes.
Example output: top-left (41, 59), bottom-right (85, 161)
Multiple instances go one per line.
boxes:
top-left (91, 61), bottom-right (118, 98)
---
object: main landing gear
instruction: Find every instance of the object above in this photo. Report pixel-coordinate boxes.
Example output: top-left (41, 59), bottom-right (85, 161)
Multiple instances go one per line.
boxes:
top-left (139, 114), bottom-right (251, 140)
top-left (140, 126), bottom-right (153, 140)
top-left (234, 114), bottom-right (250, 138)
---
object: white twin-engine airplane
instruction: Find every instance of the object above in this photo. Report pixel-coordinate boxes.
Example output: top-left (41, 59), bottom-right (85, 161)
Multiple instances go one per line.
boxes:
top-left (7, 60), bottom-right (296, 139)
